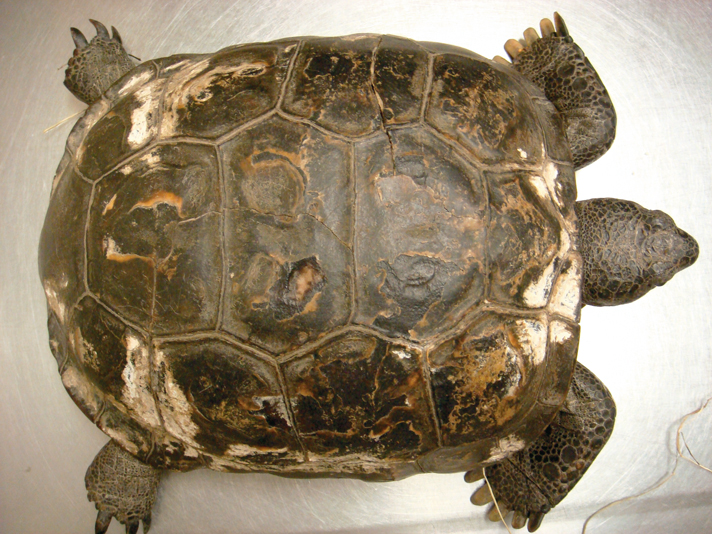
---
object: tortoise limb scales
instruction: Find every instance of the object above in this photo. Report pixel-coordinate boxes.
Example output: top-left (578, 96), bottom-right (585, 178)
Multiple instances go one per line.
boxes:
top-left (469, 363), bottom-right (616, 532)
top-left (85, 440), bottom-right (161, 534)
top-left (65, 20), bottom-right (135, 104)
top-left (500, 13), bottom-right (617, 169)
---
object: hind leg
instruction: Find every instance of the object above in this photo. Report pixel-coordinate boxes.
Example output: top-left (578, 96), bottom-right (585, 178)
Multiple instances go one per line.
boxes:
top-left (497, 13), bottom-right (617, 169)
top-left (65, 20), bottom-right (135, 104)
top-left (85, 440), bottom-right (162, 534)
top-left (468, 363), bottom-right (616, 531)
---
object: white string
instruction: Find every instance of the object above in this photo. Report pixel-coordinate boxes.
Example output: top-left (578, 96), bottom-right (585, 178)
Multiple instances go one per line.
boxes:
top-left (581, 395), bottom-right (712, 533)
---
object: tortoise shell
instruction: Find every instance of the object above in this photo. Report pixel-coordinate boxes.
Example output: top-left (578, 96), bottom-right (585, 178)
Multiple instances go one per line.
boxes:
top-left (39, 34), bottom-right (582, 480)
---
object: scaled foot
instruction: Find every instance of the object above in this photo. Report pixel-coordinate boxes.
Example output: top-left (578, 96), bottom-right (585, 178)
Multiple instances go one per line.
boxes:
top-left (495, 13), bottom-right (616, 169)
top-left (65, 20), bottom-right (135, 104)
top-left (467, 363), bottom-right (616, 531)
top-left (85, 440), bottom-right (161, 534)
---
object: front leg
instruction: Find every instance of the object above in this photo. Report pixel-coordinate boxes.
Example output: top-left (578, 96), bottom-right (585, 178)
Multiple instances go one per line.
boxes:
top-left (499, 13), bottom-right (617, 169)
top-left (85, 440), bottom-right (162, 534)
top-left (469, 363), bottom-right (616, 531)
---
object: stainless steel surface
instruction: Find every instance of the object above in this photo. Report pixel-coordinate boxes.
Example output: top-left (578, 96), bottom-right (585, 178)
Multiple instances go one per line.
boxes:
top-left (1, 1), bottom-right (710, 532)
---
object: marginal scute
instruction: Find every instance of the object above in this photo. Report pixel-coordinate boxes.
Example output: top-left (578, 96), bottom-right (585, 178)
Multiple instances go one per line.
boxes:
top-left (283, 331), bottom-right (438, 461)
top-left (538, 320), bottom-right (579, 406)
top-left (283, 36), bottom-right (382, 136)
top-left (373, 36), bottom-right (429, 125)
top-left (38, 164), bottom-right (92, 325)
top-left (76, 74), bottom-right (166, 181)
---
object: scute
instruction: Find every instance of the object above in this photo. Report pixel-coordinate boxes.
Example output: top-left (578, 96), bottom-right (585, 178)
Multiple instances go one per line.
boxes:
top-left (76, 62), bottom-right (165, 181)
top-left (219, 115), bottom-right (353, 353)
top-left (352, 127), bottom-right (488, 339)
top-left (282, 331), bottom-right (438, 464)
top-left (283, 35), bottom-right (382, 136)
top-left (161, 42), bottom-right (297, 139)
top-left (428, 312), bottom-right (549, 447)
top-left (87, 143), bottom-right (222, 331)
top-left (154, 337), bottom-right (301, 465)
top-left (39, 163), bottom-right (91, 326)
top-left (426, 53), bottom-right (544, 165)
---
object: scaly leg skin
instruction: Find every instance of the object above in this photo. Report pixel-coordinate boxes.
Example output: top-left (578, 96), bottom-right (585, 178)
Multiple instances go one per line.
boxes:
top-left (467, 363), bottom-right (616, 532)
top-left (496, 13), bottom-right (617, 170)
top-left (85, 440), bottom-right (161, 534)
top-left (65, 20), bottom-right (135, 104)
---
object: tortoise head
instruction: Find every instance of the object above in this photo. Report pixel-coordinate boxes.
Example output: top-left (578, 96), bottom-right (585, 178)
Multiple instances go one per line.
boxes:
top-left (576, 198), bottom-right (699, 306)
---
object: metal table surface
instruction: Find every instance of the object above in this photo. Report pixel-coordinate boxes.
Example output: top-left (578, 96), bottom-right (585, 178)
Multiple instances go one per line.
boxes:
top-left (1, 1), bottom-right (710, 533)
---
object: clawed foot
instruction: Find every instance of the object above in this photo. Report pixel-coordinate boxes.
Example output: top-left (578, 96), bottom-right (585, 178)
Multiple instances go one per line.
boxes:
top-left (65, 20), bottom-right (134, 104)
top-left (86, 441), bottom-right (161, 534)
top-left (493, 13), bottom-right (569, 67)
top-left (465, 466), bottom-right (549, 532)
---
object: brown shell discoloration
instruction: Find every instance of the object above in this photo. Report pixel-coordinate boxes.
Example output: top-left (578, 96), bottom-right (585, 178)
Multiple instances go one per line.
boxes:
top-left (161, 42), bottom-right (297, 139)
top-left (428, 313), bottom-right (549, 447)
top-left (426, 54), bottom-right (544, 165)
top-left (283, 332), bottom-right (438, 461)
top-left (283, 36), bottom-right (382, 137)
top-left (40, 35), bottom-right (581, 478)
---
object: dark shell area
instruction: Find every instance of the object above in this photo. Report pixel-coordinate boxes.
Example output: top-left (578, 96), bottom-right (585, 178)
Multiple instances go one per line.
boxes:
top-left (39, 35), bottom-right (580, 478)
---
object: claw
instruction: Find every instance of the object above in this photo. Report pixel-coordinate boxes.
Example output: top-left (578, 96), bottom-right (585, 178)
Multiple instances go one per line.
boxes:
top-left (528, 511), bottom-right (544, 532)
top-left (540, 18), bottom-right (555, 38)
top-left (504, 38), bottom-right (524, 60)
top-left (512, 511), bottom-right (527, 529)
top-left (70, 28), bottom-right (88, 49)
top-left (554, 12), bottom-right (569, 37)
top-left (126, 520), bottom-right (140, 534)
top-left (488, 504), bottom-right (510, 522)
top-left (111, 26), bottom-right (123, 44)
top-left (89, 19), bottom-right (111, 40)
top-left (464, 467), bottom-right (484, 482)
top-left (142, 513), bottom-right (152, 533)
top-left (471, 485), bottom-right (494, 506)
top-left (95, 510), bottom-right (112, 534)
top-left (523, 27), bottom-right (539, 45)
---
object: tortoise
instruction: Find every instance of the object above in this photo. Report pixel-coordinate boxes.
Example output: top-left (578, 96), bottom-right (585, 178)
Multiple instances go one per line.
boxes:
top-left (39, 13), bottom-right (699, 533)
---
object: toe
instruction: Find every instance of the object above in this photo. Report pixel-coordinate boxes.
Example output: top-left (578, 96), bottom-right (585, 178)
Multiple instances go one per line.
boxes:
top-left (95, 511), bottom-right (113, 534)
top-left (523, 27), bottom-right (540, 45)
top-left (527, 512), bottom-right (545, 532)
top-left (512, 511), bottom-right (527, 529)
top-left (554, 12), bottom-right (570, 37)
top-left (504, 38), bottom-right (524, 60)
top-left (464, 467), bottom-right (484, 482)
top-left (488, 504), bottom-right (510, 522)
top-left (471, 485), bottom-right (494, 506)
top-left (493, 55), bottom-right (510, 65)
top-left (540, 18), bottom-right (556, 37)
top-left (125, 519), bottom-right (140, 534)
